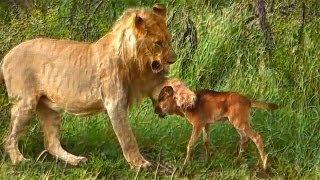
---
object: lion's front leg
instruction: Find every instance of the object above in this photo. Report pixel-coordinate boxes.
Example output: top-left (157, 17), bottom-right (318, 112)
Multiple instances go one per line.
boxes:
top-left (105, 99), bottom-right (151, 169)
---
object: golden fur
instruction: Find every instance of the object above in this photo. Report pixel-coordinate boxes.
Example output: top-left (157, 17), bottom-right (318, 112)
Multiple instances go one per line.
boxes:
top-left (0, 4), bottom-right (196, 168)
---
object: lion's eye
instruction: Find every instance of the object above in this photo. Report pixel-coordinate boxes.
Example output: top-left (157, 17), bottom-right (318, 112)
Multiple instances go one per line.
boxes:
top-left (154, 41), bottom-right (163, 49)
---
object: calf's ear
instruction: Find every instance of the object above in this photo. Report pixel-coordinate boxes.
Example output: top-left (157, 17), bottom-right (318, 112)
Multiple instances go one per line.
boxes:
top-left (159, 86), bottom-right (174, 100)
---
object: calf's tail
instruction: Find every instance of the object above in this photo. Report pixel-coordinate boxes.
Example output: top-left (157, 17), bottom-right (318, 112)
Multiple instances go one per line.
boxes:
top-left (251, 101), bottom-right (278, 111)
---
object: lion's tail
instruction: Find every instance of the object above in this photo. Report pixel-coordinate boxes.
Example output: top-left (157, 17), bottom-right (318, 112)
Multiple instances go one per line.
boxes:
top-left (251, 100), bottom-right (278, 111)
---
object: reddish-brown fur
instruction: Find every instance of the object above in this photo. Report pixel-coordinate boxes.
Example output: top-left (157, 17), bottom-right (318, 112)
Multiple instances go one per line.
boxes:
top-left (155, 86), bottom-right (278, 170)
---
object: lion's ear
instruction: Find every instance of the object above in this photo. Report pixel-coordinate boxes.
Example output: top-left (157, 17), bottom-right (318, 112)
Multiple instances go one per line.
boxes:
top-left (152, 4), bottom-right (166, 17)
top-left (134, 14), bottom-right (145, 32)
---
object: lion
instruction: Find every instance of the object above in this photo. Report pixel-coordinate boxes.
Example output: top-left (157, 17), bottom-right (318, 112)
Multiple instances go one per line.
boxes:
top-left (0, 4), bottom-right (196, 168)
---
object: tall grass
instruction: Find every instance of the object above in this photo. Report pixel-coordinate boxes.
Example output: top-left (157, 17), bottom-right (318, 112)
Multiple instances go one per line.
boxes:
top-left (0, 0), bottom-right (319, 178)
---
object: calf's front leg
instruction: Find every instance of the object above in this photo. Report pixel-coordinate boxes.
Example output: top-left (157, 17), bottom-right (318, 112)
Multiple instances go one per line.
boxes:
top-left (202, 124), bottom-right (213, 158)
top-left (183, 125), bottom-right (202, 167)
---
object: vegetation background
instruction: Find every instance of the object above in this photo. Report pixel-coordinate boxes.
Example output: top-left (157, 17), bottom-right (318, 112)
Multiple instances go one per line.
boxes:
top-left (0, 0), bottom-right (319, 179)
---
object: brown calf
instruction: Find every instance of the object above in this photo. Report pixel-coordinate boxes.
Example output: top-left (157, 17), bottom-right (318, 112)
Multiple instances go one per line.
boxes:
top-left (154, 86), bottom-right (278, 170)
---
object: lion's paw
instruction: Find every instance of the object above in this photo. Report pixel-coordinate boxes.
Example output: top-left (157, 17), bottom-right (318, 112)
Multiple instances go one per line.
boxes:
top-left (130, 158), bottom-right (152, 170)
top-left (68, 156), bottom-right (88, 166)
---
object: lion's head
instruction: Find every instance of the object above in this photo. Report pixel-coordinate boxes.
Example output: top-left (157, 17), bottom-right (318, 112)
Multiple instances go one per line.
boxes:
top-left (94, 4), bottom-right (179, 104)
top-left (134, 4), bottom-right (176, 74)
top-left (109, 4), bottom-right (176, 76)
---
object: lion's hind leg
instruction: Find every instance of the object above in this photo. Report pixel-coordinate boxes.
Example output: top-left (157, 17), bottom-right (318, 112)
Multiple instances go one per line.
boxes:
top-left (36, 101), bottom-right (87, 166)
top-left (5, 96), bottom-right (38, 164)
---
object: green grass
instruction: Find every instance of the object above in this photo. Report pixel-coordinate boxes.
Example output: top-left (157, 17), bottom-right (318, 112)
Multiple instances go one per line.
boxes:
top-left (0, 0), bottom-right (320, 179)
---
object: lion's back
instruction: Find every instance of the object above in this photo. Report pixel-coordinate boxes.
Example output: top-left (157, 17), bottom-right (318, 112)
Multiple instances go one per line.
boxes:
top-left (2, 38), bottom-right (99, 102)
top-left (2, 38), bottom-right (91, 70)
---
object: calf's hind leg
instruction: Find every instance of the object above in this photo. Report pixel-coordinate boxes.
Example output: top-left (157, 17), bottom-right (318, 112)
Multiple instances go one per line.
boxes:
top-left (232, 117), bottom-right (267, 170)
top-left (5, 97), bottom-right (38, 164)
top-left (243, 127), bottom-right (267, 170)
top-left (37, 101), bottom-right (87, 165)
top-left (236, 130), bottom-right (248, 160)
